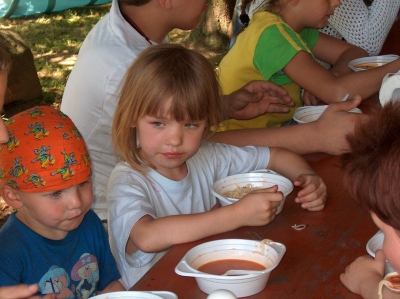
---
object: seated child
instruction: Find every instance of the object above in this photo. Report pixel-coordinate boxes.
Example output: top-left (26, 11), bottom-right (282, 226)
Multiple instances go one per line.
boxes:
top-left (217, 0), bottom-right (400, 129)
top-left (340, 101), bottom-right (400, 299)
top-left (0, 106), bottom-right (125, 297)
top-left (0, 46), bottom-right (56, 299)
top-left (107, 43), bottom-right (327, 288)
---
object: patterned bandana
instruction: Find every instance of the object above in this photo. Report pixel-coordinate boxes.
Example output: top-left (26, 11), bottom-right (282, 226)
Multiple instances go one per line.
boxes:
top-left (0, 106), bottom-right (91, 192)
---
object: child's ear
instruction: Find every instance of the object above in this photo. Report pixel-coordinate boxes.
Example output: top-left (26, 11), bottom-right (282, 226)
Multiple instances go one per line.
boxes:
top-left (0, 185), bottom-right (23, 209)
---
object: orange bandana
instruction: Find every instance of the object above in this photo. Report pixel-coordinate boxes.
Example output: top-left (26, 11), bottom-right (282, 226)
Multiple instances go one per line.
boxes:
top-left (0, 106), bottom-right (91, 192)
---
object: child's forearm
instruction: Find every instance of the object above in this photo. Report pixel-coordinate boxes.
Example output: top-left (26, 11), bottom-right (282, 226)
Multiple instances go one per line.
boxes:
top-left (267, 147), bottom-right (316, 181)
top-left (330, 46), bottom-right (368, 77)
top-left (129, 206), bottom-right (247, 253)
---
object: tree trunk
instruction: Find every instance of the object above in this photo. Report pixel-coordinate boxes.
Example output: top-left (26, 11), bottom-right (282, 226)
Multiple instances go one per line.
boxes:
top-left (182, 0), bottom-right (237, 59)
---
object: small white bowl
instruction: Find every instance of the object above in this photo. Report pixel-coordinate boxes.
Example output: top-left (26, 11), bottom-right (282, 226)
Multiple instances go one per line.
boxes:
top-left (293, 105), bottom-right (362, 124)
top-left (366, 230), bottom-right (395, 275)
top-left (175, 239), bottom-right (286, 298)
top-left (348, 54), bottom-right (399, 72)
top-left (90, 291), bottom-right (177, 299)
top-left (211, 170), bottom-right (293, 215)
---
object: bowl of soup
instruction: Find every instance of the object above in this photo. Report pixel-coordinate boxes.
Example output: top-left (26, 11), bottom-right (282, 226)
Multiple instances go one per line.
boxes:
top-left (348, 55), bottom-right (399, 72)
top-left (366, 230), bottom-right (395, 275)
top-left (293, 105), bottom-right (362, 124)
top-left (211, 170), bottom-right (293, 215)
top-left (175, 239), bottom-right (286, 297)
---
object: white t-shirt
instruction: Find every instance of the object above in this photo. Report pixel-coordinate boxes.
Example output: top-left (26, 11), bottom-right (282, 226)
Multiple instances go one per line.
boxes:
top-left (246, 0), bottom-right (400, 55)
top-left (107, 142), bottom-right (271, 288)
top-left (60, 0), bottom-right (162, 220)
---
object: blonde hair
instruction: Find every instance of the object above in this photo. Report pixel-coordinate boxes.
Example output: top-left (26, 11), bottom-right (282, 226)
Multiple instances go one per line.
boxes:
top-left (112, 44), bottom-right (224, 173)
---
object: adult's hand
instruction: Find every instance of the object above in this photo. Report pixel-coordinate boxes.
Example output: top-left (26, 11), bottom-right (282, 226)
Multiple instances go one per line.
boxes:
top-left (0, 284), bottom-right (56, 299)
top-left (224, 80), bottom-right (294, 120)
top-left (314, 95), bottom-right (367, 155)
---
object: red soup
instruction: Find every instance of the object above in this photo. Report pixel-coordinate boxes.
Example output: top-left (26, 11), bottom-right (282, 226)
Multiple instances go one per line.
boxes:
top-left (197, 259), bottom-right (266, 275)
top-left (387, 274), bottom-right (400, 290)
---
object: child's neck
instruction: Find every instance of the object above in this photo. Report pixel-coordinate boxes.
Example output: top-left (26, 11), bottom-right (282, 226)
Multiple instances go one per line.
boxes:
top-left (155, 163), bottom-right (188, 181)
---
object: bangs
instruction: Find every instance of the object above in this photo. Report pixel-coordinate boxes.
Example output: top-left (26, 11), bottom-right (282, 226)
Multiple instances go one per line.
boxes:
top-left (140, 71), bottom-right (216, 124)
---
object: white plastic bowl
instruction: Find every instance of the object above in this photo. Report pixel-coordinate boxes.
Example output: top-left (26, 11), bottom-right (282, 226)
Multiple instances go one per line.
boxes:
top-left (348, 54), bottom-right (399, 72)
top-left (175, 239), bottom-right (286, 298)
top-left (366, 230), bottom-right (395, 275)
top-left (293, 105), bottom-right (362, 124)
top-left (211, 170), bottom-right (293, 215)
top-left (90, 291), bottom-right (177, 299)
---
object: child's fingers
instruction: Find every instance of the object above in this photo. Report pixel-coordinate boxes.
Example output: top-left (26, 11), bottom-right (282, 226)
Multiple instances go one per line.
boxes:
top-left (296, 188), bottom-right (327, 211)
top-left (250, 185), bottom-right (279, 194)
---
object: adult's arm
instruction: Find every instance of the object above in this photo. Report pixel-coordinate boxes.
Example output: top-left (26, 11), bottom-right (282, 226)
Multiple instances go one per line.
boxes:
top-left (328, 0), bottom-right (400, 56)
top-left (210, 96), bottom-right (366, 155)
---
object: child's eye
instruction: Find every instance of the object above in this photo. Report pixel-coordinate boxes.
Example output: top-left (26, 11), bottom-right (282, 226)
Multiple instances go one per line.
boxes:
top-left (51, 191), bottom-right (62, 198)
top-left (78, 181), bottom-right (89, 188)
top-left (152, 122), bottom-right (164, 127)
top-left (185, 123), bottom-right (198, 128)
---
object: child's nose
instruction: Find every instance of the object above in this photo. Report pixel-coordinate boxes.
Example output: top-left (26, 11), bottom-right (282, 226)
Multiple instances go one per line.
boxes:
top-left (332, 0), bottom-right (341, 8)
top-left (69, 189), bottom-right (83, 209)
top-left (166, 127), bottom-right (184, 146)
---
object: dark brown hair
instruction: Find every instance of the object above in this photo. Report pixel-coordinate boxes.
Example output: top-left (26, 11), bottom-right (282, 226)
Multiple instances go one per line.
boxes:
top-left (341, 101), bottom-right (400, 231)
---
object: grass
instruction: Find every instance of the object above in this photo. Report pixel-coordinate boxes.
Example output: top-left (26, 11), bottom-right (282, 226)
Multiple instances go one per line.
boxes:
top-left (0, 4), bottom-right (112, 110)
top-left (0, 4), bottom-right (228, 118)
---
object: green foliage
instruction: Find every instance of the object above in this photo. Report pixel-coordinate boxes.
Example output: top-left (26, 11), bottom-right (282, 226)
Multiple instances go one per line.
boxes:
top-left (0, 5), bottom-right (111, 107)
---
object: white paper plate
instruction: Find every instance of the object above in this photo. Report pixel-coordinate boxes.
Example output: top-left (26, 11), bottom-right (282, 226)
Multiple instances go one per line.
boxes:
top-left (348, 55), bottom-right (399, 72)
top-left (91, 291), bottom-right (178, 299)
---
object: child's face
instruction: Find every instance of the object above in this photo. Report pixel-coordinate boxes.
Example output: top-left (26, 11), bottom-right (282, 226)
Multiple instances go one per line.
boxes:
top-left (371, 213), bottom-right (400, 273)
top-left (134, 104), bottom-right (206, 180)
top-left (296, 0), bottom-right (340, 30)
top-left (11, 179), bottom-right (93, 240)
top-left (0, 72), bottom-right (8, 143)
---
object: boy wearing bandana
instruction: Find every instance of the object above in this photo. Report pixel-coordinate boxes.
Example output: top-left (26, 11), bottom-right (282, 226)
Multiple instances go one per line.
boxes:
top-left (0, 106), bottom-right (125, 298)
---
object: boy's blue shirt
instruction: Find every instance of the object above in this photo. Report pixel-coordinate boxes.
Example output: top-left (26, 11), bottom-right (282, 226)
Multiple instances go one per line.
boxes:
top-left (0, 209), bottom-right (121, 298)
